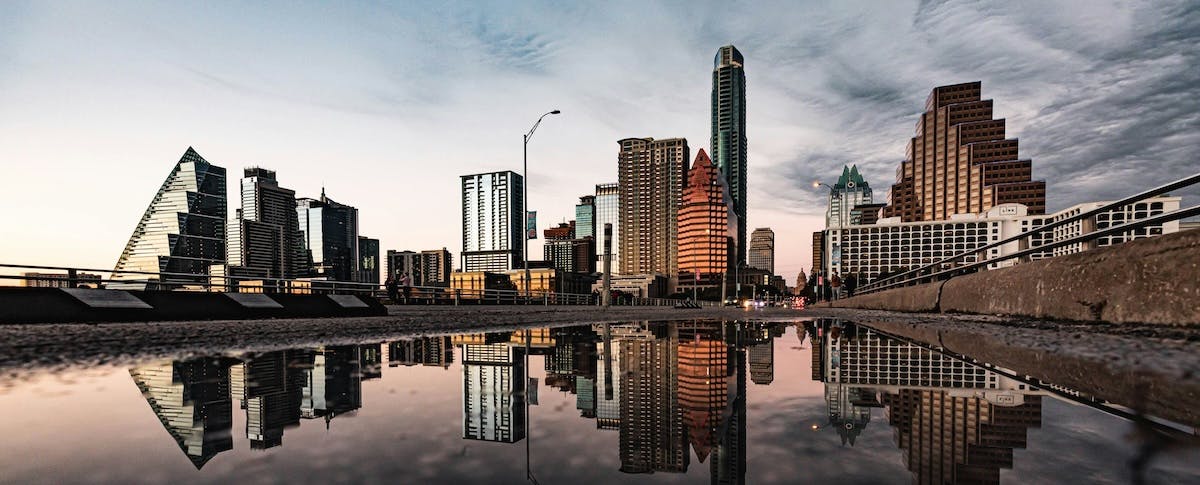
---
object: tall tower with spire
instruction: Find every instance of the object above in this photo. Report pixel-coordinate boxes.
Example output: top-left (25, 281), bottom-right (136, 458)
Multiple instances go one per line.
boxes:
top-left (711, 45), bottom-right (748, 265)
top-left (826, 165), bottom-right (873, 229)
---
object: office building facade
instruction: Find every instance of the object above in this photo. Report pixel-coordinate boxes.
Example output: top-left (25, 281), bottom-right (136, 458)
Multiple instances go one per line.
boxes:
top-left (882, 82), bottom-right (1046, 222)
top-left (826, 165), bottom-right (873, 229)
top-left (575, 195), bottom-right (596, 239)
top-left (386, 248), bottom-right (452, 286)
top-left (296, 191), bottom-right (359, 282)
top-left (618, 137), bottom-right (689, 276)
top-left (420, 248), bottom-right (452, 286)
top-left (356, 236), bottom-right (379, 284)
top-left (711, 45), bottom-right (748, 265)
top-left (824, 197), bottom-right (1181, 283)
top-left (595, 183), bottom-right (620, 273)
top-left (229, 168), bottom-right (306, 280)
top-left (21, 272), bottom-right (103, 288)
top-left (461, 171), bottom-right (524, 272)
top-left (113, 147), bottom-right (226, 289)
top-left (747, 227), bottom-right (774, 273)
top-left (677, 149), bottom-right (735, 287)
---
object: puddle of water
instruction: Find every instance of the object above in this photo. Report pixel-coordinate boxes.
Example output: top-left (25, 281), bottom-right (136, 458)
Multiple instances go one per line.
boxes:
top-left (0, 320), bottom-right (1195, 484)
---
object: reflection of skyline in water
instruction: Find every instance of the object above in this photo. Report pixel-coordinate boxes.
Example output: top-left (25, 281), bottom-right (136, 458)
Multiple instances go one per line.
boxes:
top-left (808, 319), bottom-right (1046, 484)
top-left (120, 321), bottom-right (1192, 483)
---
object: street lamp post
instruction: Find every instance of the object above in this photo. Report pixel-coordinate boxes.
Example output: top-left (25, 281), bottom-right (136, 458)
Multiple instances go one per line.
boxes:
top-left (523, 110), bottom-right (561, 300)
top-left (813, 181), bottom-right (837, 302)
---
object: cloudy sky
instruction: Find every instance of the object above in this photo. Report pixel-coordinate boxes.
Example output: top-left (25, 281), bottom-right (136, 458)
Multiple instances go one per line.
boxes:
top-left (1, 0), bottom-right (1196, 283)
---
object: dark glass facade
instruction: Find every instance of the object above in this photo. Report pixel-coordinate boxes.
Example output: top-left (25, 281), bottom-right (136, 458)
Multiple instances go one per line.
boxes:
top-left (112, 147), bottom-right (226, 289)
top-left (711, 45), bottom-right (748, 265)
top-left (297, 193), bottom-right (359, 282)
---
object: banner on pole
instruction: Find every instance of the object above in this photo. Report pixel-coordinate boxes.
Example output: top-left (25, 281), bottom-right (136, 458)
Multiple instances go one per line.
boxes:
top-left (526, 211), bottom-right (538, 239)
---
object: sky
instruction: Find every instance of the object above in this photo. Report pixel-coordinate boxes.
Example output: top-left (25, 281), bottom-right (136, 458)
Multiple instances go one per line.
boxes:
top-left (1, 0), bottom-right (1197, 284)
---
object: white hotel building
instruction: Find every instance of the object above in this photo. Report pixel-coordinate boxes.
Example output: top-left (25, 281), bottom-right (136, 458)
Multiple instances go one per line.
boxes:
top-left (823, 197), bottom-right (1181, 283)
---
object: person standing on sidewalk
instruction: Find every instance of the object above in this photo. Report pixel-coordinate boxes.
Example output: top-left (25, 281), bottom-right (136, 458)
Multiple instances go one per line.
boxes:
top-left (399, 273), bottom-right (412, 303)
top-left (385, 276), bottom-right (399, 303)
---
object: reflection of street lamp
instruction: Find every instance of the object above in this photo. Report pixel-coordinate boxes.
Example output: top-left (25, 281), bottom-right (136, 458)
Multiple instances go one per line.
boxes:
top-left (523, 110), bottom-right (561, 299)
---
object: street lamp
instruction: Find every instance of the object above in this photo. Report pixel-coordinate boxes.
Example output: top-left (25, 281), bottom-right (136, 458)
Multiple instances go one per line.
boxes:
top-left (813, 181), bottom-right (838, 302)
top-left (523, 110), bottom-right (561, 300)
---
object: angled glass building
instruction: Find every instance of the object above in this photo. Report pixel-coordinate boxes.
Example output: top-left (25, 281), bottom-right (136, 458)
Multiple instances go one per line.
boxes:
top-left (112, 147), bottom-right (226, 289)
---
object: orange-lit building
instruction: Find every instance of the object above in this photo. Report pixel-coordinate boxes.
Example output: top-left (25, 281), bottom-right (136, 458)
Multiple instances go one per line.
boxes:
top-left (677, 149), bottom-right (736, 290)
top-left (882, 81), bottom-right (1046, 222)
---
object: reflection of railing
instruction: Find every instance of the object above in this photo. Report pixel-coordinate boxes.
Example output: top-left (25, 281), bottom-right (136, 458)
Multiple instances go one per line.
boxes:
top-left (858, 172), bottom-right (1200, 295)
top-left (0, 263), bottom-right (720, 307)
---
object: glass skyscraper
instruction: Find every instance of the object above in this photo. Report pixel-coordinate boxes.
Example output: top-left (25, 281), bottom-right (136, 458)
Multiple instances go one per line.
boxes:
top-left (711, 45), bottom-right (748, 265)
top-left (575, 195), bottom-right (596, 239)
top-left (296, 191), bottom-right (359, 282)
top-left (461, 171), bottom-right (524, 272)
top-left (594, 183), bottom-right (620, 274)
top-left (112, 147), bottom-right (226, 289)
top-left (826, 165), bottom-right (873, 229)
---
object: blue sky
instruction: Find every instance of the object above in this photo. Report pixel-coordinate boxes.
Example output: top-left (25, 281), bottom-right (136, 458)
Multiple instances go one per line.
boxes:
top-left (1, 0), bottom-right (1197, 282)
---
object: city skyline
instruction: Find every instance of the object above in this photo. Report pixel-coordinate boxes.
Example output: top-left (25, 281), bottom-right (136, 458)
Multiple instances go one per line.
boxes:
top-left (2, 1), bottom-right (1197, 281)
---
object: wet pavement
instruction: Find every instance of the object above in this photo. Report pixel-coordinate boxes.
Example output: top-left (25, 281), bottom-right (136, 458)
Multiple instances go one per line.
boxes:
top-left (0, 318), bottom-right (1197, 484)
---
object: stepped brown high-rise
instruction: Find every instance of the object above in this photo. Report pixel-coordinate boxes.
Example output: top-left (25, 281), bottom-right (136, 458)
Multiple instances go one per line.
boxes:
top-left (882, 82), bottom-right (1046, 222)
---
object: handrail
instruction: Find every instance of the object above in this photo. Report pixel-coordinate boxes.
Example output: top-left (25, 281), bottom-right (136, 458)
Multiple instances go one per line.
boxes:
top-left (0, 263), bottom-right (728, 307)
top-left (855, 171), bottom-right (1200, 295)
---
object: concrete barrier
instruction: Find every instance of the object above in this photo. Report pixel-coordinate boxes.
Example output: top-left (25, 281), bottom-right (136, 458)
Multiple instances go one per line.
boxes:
top-left (0, 288), bottom-right (387, 324)
top-left (940, 229), bottom-right (1200, 325)
top-left (823, 229), bottom-right (1200, 325)
top-left (818, 280), bottom-right (944, 313)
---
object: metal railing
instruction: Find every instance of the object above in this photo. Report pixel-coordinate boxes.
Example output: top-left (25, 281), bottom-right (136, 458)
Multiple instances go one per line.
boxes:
top-left (855, 172), bottom-right (1200, 295)
top-left (0, 263), bottom-right (722, 307)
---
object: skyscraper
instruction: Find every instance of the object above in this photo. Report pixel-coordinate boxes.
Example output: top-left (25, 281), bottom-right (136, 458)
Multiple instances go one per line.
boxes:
top-left (356, 236), bottom-right (379, 284)
top-left (544, 221), bottom-right (596, 273)
top-left (113, 147), bottom-right (226, 289)
top-left (825, 165), bottom-right (873, 229)
top-left (882, 81), bottom-right (1046, 222)
top-left (229, 168), bottom-right (306, 280)
top-left (748, 228), bottom-right (775, 273)
top-left (461, 171), bottom-right (524, 272)
top-left (618, 137), bottom-right (689, 276)
top-left (711, 45), bottom-right (748, 265)
top-left (677, 149), bottom-right (735, 288)
top-left (296, 191), bottom-right (359, 281)
top-left (420, 248), bottom-right (452, 286)
top-left (595, 183), bottom-right (620, 274)
top-left (575, 195), bottom-right (596, 239)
